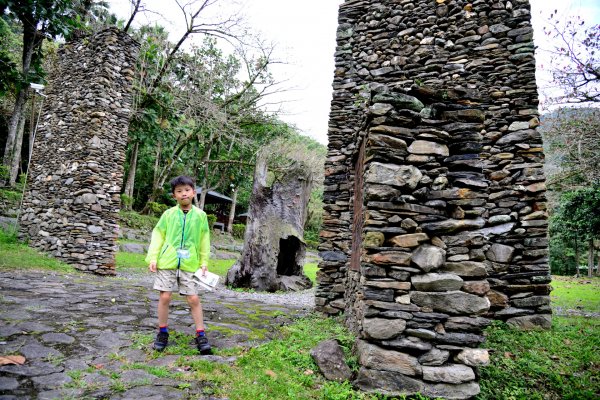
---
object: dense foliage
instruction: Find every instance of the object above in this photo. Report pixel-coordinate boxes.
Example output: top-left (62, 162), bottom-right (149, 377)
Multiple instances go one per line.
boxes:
top-left (549, 185), bottom-right (600, 275)
top-left (542, 108), bottom-right (600, 190)
top-left (0, 0), bottom-right (327, 238)
top-left (540, 11), bottom-right (600, 277)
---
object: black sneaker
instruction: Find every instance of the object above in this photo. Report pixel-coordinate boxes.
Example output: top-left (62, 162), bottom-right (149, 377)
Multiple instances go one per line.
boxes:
top-left (195, 335), bottom-right (212, 355)
top-left (153, 331), bottom-right (169, 351)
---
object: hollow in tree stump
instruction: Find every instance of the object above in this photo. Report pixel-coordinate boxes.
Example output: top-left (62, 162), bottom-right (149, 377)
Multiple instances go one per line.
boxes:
top-left (225, 156), bottom-right (313, 292)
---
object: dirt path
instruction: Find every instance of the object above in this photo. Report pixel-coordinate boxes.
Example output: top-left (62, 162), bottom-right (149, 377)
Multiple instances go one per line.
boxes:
top-left (0, 268), bottom-right (313, 399)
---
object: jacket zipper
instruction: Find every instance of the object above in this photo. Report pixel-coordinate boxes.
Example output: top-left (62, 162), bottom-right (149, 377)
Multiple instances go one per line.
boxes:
top-left (177, 211), bottom-right (188, 270)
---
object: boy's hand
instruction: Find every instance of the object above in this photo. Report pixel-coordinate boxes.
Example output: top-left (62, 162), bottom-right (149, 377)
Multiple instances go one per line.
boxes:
top-left (200, 265), bottom-right (207, 277)
top-left (149, 261), bottom-right (157, 273)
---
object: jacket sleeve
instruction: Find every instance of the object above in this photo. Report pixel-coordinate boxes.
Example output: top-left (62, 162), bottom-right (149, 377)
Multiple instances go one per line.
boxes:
top-left (198, 212), bottom-right (211, 267)
top-left (145, 213), bottom-right (167, 264)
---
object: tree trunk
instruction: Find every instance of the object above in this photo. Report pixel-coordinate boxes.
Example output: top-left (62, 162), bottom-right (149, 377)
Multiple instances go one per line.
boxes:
top-left (225, 156), bottom-right (313, 292)
top-left (199, 183), bottom-right (207, 210)
top-left (575, 239), bottom-right (580, 278)
top-left (227, 187), bottom-right (237, 234)
top-left (588, 239), bottom-right (595, 278)
top-left (142, 136), bottom-right (192, 213)
top-left (123, 141), bottom-right (139, 210)
top-left (4, 89), bottom-right (28, 183)
top-left (152, 141), bottom-right (161, 188)
top-left (3, 25), bottom-right (37, 186)
top-left (198, 132), bottom-right (215, 210)
top-left (8, 113), bottom-right (27, 185)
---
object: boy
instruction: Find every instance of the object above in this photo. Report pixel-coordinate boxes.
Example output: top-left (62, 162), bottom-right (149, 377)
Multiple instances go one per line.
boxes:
top-left (145, 176), bottom-right (212, 354)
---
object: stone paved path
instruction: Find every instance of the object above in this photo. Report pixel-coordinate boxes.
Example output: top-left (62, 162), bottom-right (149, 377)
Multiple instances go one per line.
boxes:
top-left (0, 269), bottom-right (313, 399)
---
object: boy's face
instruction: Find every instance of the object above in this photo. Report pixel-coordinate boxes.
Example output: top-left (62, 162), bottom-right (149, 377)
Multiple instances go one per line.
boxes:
top-left (172, 184), bottom-right (196, 208)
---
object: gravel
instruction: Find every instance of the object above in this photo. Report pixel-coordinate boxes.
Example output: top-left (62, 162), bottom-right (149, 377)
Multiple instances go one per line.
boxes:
top-left (220, 287), bottom-right (316, 309)
top-left (113, 268), bottom-right (316, 310)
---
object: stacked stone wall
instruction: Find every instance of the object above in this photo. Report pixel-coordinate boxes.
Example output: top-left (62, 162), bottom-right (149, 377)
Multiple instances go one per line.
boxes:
top-left (317, 0), bottom-right (550, 397)
top-left (19, 28), bottom-right (138, 275)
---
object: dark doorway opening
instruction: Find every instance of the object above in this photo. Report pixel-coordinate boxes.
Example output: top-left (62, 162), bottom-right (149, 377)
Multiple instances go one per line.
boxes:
top-left (277, 236), bottom-right (301, 276)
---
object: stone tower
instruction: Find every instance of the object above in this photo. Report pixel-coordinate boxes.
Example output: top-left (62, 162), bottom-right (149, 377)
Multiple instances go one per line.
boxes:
top-left (317, 0), bottom-right (550, 397)
top-left (19, 28), bottom-right (139, 275)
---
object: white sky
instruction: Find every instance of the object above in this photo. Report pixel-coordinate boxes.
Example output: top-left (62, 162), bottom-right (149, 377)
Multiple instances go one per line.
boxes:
top-left (107, 0), bottom-right (599, 144)
top-left (530, 0), bottom-right (600, 109)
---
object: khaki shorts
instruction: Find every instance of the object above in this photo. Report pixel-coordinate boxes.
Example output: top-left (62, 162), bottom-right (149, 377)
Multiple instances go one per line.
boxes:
top-left (153, 269), bottom-right (199, 296)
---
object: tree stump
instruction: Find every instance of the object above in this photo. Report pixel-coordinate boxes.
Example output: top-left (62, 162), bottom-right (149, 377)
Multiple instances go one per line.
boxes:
top-left (225, 156), bottom-right (313, 292)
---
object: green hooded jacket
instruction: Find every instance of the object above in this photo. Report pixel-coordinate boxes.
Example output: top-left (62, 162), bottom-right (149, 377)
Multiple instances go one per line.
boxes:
top-left (145, 205), bottom-right (210, 272)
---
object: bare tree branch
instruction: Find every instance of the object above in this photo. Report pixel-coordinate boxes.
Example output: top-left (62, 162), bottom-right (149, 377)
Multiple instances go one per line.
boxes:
top-left (124, 0), bottom-right (142, 33)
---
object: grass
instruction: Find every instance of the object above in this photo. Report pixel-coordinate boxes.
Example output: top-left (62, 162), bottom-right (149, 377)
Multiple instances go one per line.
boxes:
top-left (115, 251), bottom-right (236, 276)
top-left (550, 275), bottom-right (600, 311)
top-left (477, 276), bottom-right (600, 399)
top-left (3, 224), bottom-right (599, 399)
top-left (127, 315), bottom-right (385, 400)
top-left (0, 228), bottom-right (73, 272)
top-left (478, 316), bottom-right (600, 400)
top-left (116, 249), bottom-right (318, 281)
top-left (1, 226), bottom-right (317, 281)
top-left (304, 262), bottom-right (318, 284)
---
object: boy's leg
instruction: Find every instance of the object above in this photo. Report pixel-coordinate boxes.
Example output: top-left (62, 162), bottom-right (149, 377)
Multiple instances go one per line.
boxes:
top-left (187, 294), bottom-right (211, 354)
top-left (186, 294), bottom-right (205, 331)
top-left (158, 291), bottom-right (172, 327)
top-left (153, 270), bottom-right (177, 351)
top-left (153, 290), bottom-right (172, 351)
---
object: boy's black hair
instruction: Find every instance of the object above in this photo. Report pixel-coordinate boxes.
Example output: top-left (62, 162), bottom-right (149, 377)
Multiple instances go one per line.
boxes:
top-left (170, 176), bottom-right (196, 193)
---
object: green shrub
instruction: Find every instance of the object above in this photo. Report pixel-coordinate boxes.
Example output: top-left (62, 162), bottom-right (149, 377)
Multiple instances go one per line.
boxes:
top-left (305, 239), bottom-right (319, 250)
top-left (148, 202), bottom-right (168, 216)
top-left (206, 214), bottom-right (217, 228)
top-left (304, 229), bottom-right (319, 242)
top-left (0, 227), bottom-right (18, 244)
top-left (120, 194), bottom-right (133, 209)
top-left (119, 210), bottom-right (159, 231)
top-left (0, 188), bottom-right (22, 204)
top-left (15, 173), bottom-right (26, 191)
top-left (304, 229), bottom-right (320, 250)
top-left (0, 165), bottom-right (9, 181)
top-left (232, 223), bottom-right (245, 239)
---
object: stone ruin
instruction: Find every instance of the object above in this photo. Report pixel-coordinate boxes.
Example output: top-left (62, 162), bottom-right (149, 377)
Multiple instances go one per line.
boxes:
top-left (19, 28), bottom-right (139, 275)
top-left (226, 156), bottom-right (314, 292)
top-left (317, 0), bottom-right (550, 397)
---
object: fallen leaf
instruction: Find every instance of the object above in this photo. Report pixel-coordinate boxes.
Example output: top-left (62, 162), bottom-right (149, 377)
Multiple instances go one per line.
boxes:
top-left (504, 352), bottom-right (516, 359)
top-left (304, 369), bottom-right (314, 375)
top-left (265, 370), bottom-right (277, 378)
top-left (93, 364), bottom-right (104, 370)
top-left (0, 355), bottom-right (26, 366)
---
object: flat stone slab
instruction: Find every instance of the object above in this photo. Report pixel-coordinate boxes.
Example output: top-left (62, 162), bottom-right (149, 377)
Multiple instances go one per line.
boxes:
top-left (115, 385), bottom-right (186, 400)
top-left (0, 268), bottom-right (311, 398)
top-left (41, 333), bottom-right (75, 344)
top-left (0, 376), bottom-right (19, 391)
top-left (31, 372), bottom-right (72, 389)
top-left (0, 361), bottom-right (63, 377)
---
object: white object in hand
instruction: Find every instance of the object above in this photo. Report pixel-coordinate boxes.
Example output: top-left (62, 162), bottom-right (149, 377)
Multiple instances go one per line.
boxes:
top-left (193, 270), bottom-right (220, 291)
